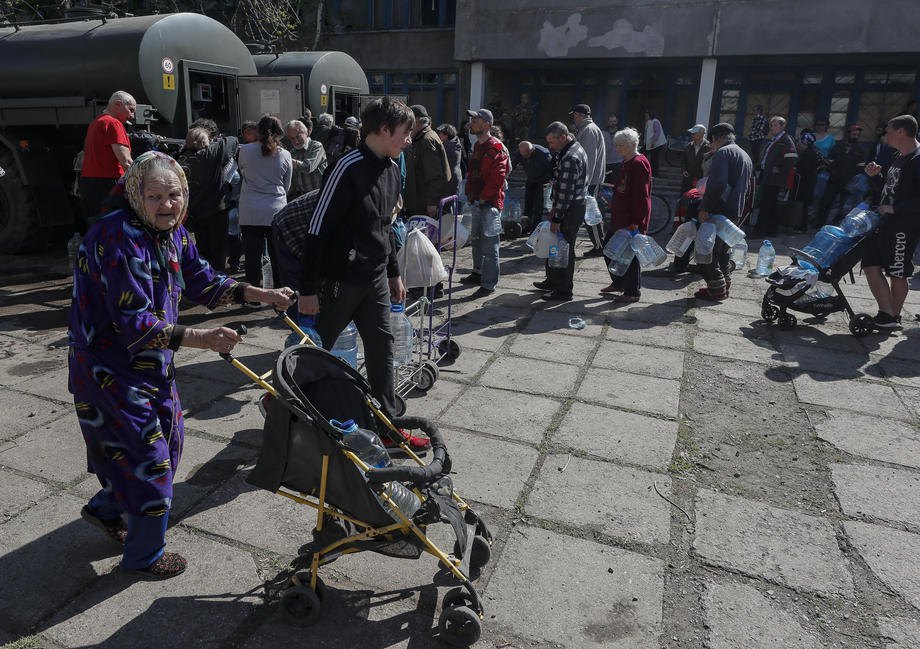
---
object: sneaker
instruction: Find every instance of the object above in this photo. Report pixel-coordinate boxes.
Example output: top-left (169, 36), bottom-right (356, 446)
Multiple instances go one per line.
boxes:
top-left (131, 552), bottom-right (187, 579)
top-left (532, 280), bottom-right (552, 291)
top-left (81, 505), bottom-right (127, 545)
top-left (599, 283), bottom-right (620, 294)
top-left (382, 428), bottom-right (432, 452)
top-left (541, 291), bottom-right (573, 301)
top-left (460, 273), bottom-right (482, 285)
top-left (471, 286), bottom-right (495, 298)
top-left (695, 287), bottom-right (726, 301)
top-left (873, 311), bottom-right (903, 330)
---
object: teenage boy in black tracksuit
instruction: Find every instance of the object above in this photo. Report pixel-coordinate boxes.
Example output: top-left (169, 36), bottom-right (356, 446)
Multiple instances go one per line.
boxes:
top-left (297, 97), bottom-right (430, 451)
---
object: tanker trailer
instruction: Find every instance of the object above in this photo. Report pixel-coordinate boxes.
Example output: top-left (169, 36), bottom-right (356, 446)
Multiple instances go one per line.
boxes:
top-left (0, 12), bottom-right (301, 253)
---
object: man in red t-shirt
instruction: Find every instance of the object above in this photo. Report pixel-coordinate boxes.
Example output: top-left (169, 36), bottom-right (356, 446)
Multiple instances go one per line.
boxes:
top-left (79, 91), bottom-right (136, 222)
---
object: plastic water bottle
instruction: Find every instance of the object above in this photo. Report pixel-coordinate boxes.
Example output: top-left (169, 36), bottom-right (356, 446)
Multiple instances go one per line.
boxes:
top-left (261, 255), bottom-right (273, 289)
top-left (547, 234), bottom-right (570, 268)
top-left (543, 184), bottom-right (552, 212)
top-left (286, 314), bottom-right (322, 348)
top-left (509, 200), bottom-right (523, 222)
top-left (67, 232), bottom-right (82, 270)
top-left (603, 228), bottom-right (634, 260)
top-left (630, 233), bottom-right (667, 269)
top-left (390, 304), bottom-right (414, 367)
top-left (801, 225), bottom-right (854, 269)
top-left (331, 321), bottom-right (359, 368)
top-left (584, 196), bottom-right (603, 226)
top-left (709, 214), bottom-right (746, 247)
top-left (754, 240), bottom-right (776, 276)
top-left (730, 239), bottom-right (748, 269)
top-left (666, 221), bottom-right (697, 255)
top-left (694, 221), bottom-right (717, 264)
top-left (840, 203), bottom-right (881, 237)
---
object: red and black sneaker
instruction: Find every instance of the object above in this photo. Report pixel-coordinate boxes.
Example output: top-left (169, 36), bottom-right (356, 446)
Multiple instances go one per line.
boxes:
top-left (382, 428), bottom-right (431, 455)
top-left (694, 287), bottom-right (727, 301)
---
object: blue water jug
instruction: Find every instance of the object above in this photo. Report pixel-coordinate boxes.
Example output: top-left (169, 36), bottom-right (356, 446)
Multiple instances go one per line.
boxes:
top-left (801, 225), bottom-right (854, 269)
top-left (331, 321), bottom-right (359, 368)
top-left (840, 203), bottom-right (881, 238)
top-left (286, 314), bottom-right (322, 349)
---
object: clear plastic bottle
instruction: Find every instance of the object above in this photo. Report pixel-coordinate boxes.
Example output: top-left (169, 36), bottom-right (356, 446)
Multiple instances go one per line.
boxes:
top-left (666, 221), bottom-right (697, 255)
top-left (286, 314), bottom-right (323, 349)
top-left (547, 234), bottom-right (570, 268)
top-left (584, 196), bottom-right (603, 226)
top-left (67, 232), bottom-right (83, 270)
top-left (390, 304), bottom-right (414, 367)
top-left (708, 214), bottom-right (746, 247)
top-left (482, 204), bottom-right (503, 237)
top-left (840, 203), bottom-right (881, 237)
top-left (603, 228), bottom-right (635, 260)
top-left (630, 233), bottom-right (667, 269)
top-left (261, 255), bottom-right (273, 289)
top-left (509, 200), bottom-right (523, 222)
top-left (730, 239), bottom-right (748, 269)
top-left (802, 225), bottom-right (853, 269)
top-left (754, 240), bottom-right (776, 276)
top-left (695, 221), bottom-right (717, 256)
top-left (331, 321), bottom-right (359, 368)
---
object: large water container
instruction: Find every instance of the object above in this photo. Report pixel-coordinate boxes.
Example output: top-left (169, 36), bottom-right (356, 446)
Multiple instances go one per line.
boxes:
top-left (730, 239), bottom-right (748, 269)
top-left (390, 304), bottom-right (414, 367)
top-left (709, 214), bottom-right (746, 247)
top-left (547, 234), bottom-right (570, 268)
top-left (666, 221), bottom-right (697, 255)
top-left (694, 221), bottom-right (718, 263)
top-left (603, 228), bottom-right (635, 260)
top-left (801, 225), bottom-right (854, 269)
top-left (840, 203), bottom-right (881, 237)
top-left (754, 240), bottom-right (776, 276)
top-left (331, 321), bottom-right (359, 368)
top-left (584, 196), bottom-right (603, 226)
top-left (630, 234), bottom-right (667, 269)
top-left (286, 314), bottom-right (322, 349)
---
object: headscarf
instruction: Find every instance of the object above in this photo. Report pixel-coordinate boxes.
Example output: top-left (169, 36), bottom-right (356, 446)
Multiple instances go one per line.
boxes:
top-left (123, 150), bottom-right (190, 288)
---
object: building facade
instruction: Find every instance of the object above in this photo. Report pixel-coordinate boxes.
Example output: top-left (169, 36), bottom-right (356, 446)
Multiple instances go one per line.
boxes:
top-left (320, 0), bottom-right (919, 145)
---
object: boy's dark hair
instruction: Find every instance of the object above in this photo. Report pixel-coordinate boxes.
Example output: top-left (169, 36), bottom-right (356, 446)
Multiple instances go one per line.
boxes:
top-left (888, 114), bottom-right (918, 138)
top-left (190, 118), bottom-right (219, 138)
top-left (360, 96), bottom-right (414, 137)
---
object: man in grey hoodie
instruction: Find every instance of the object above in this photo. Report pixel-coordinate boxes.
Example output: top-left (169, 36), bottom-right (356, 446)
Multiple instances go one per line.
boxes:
top-left (571, 104), bottom-right (606, 256)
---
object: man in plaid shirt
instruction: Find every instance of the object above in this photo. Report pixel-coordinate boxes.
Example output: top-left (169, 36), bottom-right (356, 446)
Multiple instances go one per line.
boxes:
top-left (272, 188), bottom-right (321, 313)
top-left (533, 121), bottom-right (587, 301)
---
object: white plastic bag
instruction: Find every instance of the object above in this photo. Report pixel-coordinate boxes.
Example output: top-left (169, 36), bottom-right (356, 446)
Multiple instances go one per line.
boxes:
top-left (439, 213), bottom-right (469, 250)
top-left (528, 221), bottom-right (554, 259)
top-left (398, 229), bottom-right (449, 288)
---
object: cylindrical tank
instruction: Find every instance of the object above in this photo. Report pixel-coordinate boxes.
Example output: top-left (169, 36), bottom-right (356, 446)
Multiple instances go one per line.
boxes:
top-left (0, 13), bottom-right (257, 125)
top-left (253, 51), bottom-right (369, 117)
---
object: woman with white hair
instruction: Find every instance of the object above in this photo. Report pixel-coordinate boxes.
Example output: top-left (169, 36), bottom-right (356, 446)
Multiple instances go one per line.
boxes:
top-left (601, 127), bottom-right (652, 303)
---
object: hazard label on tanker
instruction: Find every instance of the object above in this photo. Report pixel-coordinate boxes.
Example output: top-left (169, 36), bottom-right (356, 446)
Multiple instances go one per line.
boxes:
top-left (163, 74), bottom-right (176, 91)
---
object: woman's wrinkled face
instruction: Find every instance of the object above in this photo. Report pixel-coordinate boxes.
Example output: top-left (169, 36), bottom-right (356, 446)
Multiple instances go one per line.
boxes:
top-left (142, 171), bottom-right (185, 231)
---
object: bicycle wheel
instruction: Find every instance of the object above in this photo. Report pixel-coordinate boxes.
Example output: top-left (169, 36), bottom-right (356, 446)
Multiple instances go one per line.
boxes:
top-left (648, 194), bottom-right (672, 235)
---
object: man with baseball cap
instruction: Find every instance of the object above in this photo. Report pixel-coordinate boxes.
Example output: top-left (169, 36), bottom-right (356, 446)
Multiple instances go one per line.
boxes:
top-left (461, 107), bottom-right (510, 296)
top-left (569, 103), bottom-right (606, 256)
top-left (682, 124), bottom-right (709, 193)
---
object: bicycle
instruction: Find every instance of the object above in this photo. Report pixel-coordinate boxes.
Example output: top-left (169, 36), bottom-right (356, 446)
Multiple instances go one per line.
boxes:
top-left (597, 184), bottom-right (672, 236)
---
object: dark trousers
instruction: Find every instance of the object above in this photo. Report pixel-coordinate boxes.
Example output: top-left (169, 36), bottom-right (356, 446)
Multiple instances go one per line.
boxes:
top-left (700, 238), bottom-right (732, 295)
top-left (79, 177), bottom-right (117, 224)
top-left (227, 234), bottom-right (242, 272)
top-left (241, 225), bottom-right (279, 287)
top-left (315, 273), bottom-right (397, 418)
top-left (582, 185), bottom-right (604, 250)
top-left (545, 202), bottom-right (585, 296)
top-left (817, 180), bottom-right (848, 224)
top-left (187, 210), bottom-right (229, 272)
top-left (757, 184), bottom-right (781, 235)
top-left (604, 231), bottom-right (641, 297)
top-left (750, 140), bottom-right (764, 168)
top-left (524, 181), bottom-right (546, 226)
top-left (647, 146), bottom-right (664, 177)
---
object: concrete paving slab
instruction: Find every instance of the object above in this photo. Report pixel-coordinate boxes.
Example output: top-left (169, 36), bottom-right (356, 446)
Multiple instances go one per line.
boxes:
top-left (449, 321), bottom-right (513, 352)
top-left (0, 391), bottom-right (68, 442)
top-left (703, 581), bottom-right (821, 649)
top-left (43, 527), bottom-right (262, 649)
top-left (404, 379), bottom-right (466, 422)
top-left (179, 347), bottom-right (277, 389)
top-left (846, 520), bottom-right (920, 611)
top-left (175, 372), bottom-right (245, 414)
top-left (814, 410), bottom-right (920, 469)
top-left (12, 364), bottom-right (71, 403)
top-left (435, 346), bottom-right (494, 383)
top-left (591, 340), bottom-right (685, 379)
top-left (877, 355), bottom-right (920, 389)
top-left (611, 302), bottom-right (688, 327)
top-left (577, 367), bottom-right (680, 418)
top-left (0, 416), bottom-right (89, 484)
top-left (830, 463), bottom-right (920, 529)
top-left (0, 468), bottom-right (53, 521)
top-left (440, 427), bottom-right (539, 510)
top-left (183, 386), bottom-right (267, 446)
top-left (524, 309), bottom-right (606, 338)
top-left (792, 372), bottom-right (907, 420)
top-left (526, 454), bottom-right (671, 544)
top-left (182, 471), bottom-right (307, 557)
top-left (878, 614), bottom-right (920, 649)
top-left (606, 318), bottom-right (687, 350)
top-left (690, 308), bottom-right (768, 338)
top-left (779, 341), bottom-right (878, 379)
top-left (693, 489), bottom-right (853, 597)
top-left (692, 330), bottom-right (782, 366)
top-left (0, 493), bottom-right (121, 631)
top-left (440, 386), bottom-right (561, 445)
top-left (0, 336), bottom-right (68, 388)
top-left (486, 525), bottom-right (663, 648)
top-left (479, 356), bottom-right (580, 398)
top-left (552, 402), bottom-right (677, 470)
top-left (453, 302), bottom-right (528, 327)
top-left (895, 386), bottom-right (920, 421)
top-left (171, 435), bottom-right (258, 518)
top-left (866, 334), bottom-right (920, 362)
top-left (508, 331), bottom-right (598, 367)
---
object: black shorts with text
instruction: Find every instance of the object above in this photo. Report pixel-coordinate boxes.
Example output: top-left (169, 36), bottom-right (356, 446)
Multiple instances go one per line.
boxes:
top-left (861, 226), bottom-right (920, 278)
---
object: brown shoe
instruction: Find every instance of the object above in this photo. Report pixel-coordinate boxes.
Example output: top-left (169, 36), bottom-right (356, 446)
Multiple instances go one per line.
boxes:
top-left (612, 294), bottom-right (639, 303)
top-left (599, 283), bottom-right (620, 294)
top-left (132, 552), bottom-right (188, 579)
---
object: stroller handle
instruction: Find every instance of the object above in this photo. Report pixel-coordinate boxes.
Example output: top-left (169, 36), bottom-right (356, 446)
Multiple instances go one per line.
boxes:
top-left (366, 416), bottom-right (448, 486)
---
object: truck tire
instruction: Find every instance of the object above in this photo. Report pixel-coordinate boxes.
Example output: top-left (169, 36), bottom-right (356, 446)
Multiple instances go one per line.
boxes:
top-left (0, 148), bottom-right (38, 254)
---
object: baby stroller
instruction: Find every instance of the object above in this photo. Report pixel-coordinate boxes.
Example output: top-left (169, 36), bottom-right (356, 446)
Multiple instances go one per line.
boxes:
top-left (230, 335), bottom-right (491, 646)
top-left (761, 236), bottom-right (874, 336)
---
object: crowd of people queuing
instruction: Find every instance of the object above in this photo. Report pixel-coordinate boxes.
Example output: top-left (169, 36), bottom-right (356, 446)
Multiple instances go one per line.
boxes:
top-left (69, 88), bottom-right (919, 578)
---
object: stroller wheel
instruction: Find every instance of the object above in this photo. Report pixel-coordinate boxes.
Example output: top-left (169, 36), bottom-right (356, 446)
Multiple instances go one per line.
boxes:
top-left (761, 297), bottom-right (780, 322)
top-left (281, 582), bottom-right (322, 626)
top-left (442, 586), bottom-right (477, 610)
top-left (393, 394), bottom-right (407, 417)
top-left (452, 535), bottom-right (492, 574)
top-left (849, 313), bottom-right (874, 337)
top-left (779, 313), bottom-right (797, 330)
top-left (437, 338), bottom-right (462, 360)
top-left (439, 605), bottom-right (482, 647)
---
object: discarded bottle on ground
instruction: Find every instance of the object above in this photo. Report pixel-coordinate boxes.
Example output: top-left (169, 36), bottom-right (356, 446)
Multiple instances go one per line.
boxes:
top-left (568, 317), bottom-right (586, 330)
top-left (584, 196), bottom-right (603, 226)
top-left (547, 234), bottom-right (570, 268)
top-left (331, 321), bottom-right (359, 368)
top-left (390, 304), bottom-right (414, 367)
top-left (67, 232), bottom-right (83, 271)
top-left (754, 240), bottom-right (776, 276)
top-left (666, 221), bottom-right (697, 256)
top-left (630, 233), bottom-right (667, 269)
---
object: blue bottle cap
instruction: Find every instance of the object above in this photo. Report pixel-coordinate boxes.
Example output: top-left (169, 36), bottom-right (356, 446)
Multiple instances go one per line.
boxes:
top-left (329, 418), bottom-right (357, 432)
top-left (390, 304), bottom-right (404, 313)
top-left (763, 240), bottom-right (771, 245)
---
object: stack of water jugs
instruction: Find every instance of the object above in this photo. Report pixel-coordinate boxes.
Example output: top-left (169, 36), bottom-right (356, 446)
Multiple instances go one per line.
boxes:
top-left (665, 215), bottom-right (748, 269)
top-left (604, 228), bottom-right (668, 275)
top-left (797, 203), bottom-right (880, 271)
